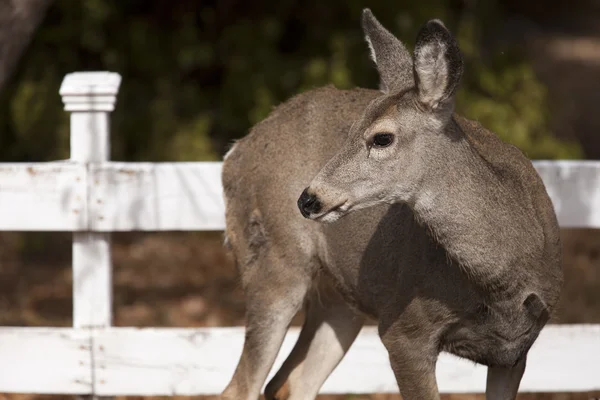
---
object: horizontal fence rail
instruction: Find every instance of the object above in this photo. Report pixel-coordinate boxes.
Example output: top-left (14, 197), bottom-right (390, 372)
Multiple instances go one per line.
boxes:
top-left (0, 325), bottom-right (598, 396)
top-left (1, 161), bottom-right (600, 231)
top-left (0, 71), bottom-right (598, 396)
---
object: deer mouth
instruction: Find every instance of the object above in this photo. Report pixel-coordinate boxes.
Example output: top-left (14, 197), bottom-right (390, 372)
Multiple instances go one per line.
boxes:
top-left (312, 199), bottom-right (350, 223)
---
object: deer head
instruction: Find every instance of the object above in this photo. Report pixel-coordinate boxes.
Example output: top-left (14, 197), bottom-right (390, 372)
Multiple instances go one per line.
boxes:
top-left (298, 9), bottom-right (464, 222)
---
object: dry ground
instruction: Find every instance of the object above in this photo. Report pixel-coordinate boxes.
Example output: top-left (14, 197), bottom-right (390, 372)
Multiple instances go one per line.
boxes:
top-left (0, 229), bottom-right (598, 400)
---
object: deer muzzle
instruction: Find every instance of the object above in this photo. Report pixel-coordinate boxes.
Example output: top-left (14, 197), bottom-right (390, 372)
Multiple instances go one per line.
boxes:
top-left (298, 188), bottom-right (322, 218)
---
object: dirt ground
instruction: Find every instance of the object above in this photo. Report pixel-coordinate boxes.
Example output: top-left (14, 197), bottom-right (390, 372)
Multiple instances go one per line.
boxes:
top-left (0, 229), bottom-right (598, 400)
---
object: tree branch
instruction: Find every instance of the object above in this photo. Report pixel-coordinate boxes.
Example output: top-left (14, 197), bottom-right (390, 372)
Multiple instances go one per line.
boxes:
top-left (0, 0), bottom-right (54, 93)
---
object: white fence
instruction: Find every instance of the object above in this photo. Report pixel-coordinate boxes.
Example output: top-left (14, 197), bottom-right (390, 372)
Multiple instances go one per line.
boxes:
top-left (0, 71), bottom-right (598, 397)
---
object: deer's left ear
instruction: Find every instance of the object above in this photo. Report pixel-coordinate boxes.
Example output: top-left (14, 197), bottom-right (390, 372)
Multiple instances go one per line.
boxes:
top-left (413, 19), bottom-right (464, 110)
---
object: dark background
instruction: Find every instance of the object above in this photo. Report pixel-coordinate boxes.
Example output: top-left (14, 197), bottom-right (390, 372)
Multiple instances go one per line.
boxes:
top-left (0, 1), bottom-right (599, 399)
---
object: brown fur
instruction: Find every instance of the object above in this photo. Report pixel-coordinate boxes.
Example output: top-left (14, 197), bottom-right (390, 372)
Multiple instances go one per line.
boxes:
top-left (220, 9), bottom-right (562, 400)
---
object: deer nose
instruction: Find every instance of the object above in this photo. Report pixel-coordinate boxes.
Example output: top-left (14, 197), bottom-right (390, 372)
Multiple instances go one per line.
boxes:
top-left (298, 188), bottom-right (321, 218)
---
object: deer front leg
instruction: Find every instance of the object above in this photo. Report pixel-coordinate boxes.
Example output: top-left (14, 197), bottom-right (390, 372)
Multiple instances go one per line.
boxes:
top-left (387, 348), bottom-right (439, 400)
top-left (265, 280), bottom-right (364, 400)
top-left (379, 325), bottom-right (440, 400)
top-left (486, 356), bottom-right (527, 400)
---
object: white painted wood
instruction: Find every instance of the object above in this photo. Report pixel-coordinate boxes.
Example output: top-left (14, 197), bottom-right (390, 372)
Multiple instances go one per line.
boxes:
top-left (0, 325), bottom-right (597, 395)
top-left (0, 328), bottom-right (92, 394)
top-left (534, 160), bottom-right (600, 228)
top-left (60, 72), bottom-right (121, 112)
top-left (0, 162), bottom-right (86, 230)
top-left (72, 233), bottom-right (113, 329)
top-left (61, 72), bottom-right (121, 331)
top-left (0, 160), bottom-right (597, 231)
top-left (69, 113), bottom-right (111, 162)
top-left (61, 72), bottom-right (119, 163)
top-left (88, 325), bottom-right (600, 396)
top-left (519, 324), bottom-right (600, 393)
top-left (83, 160), bottom-right (600, 231)
top-left (89, 162), bottom-right (225, 231)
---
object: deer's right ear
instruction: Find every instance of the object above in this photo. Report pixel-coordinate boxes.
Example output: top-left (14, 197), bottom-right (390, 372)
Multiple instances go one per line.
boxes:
top-left (362, 9), bottom-right (413, 93)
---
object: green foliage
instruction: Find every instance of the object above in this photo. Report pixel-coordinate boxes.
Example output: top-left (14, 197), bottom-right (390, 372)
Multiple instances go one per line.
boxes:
top-left (0, 0), bottom-right (581, 163)
top-left (457, 60), bottom-right (581, 159)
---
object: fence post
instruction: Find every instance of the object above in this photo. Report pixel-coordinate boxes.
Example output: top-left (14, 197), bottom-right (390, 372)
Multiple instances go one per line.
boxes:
top-left (60, 72), bottom-right (121, 398)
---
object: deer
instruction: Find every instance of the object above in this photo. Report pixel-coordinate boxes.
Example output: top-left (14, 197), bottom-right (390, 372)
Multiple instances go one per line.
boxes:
top-left (219, 8), bottom-right (563, 400)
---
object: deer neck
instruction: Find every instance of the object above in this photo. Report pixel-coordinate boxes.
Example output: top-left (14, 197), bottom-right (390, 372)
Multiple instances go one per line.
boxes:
top-left (411, 136), bottom-right (543, 291)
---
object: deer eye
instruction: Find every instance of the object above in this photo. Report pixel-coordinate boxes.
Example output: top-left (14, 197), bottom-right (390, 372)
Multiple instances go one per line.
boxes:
top-left (372, 133), bottom-right (394, 148)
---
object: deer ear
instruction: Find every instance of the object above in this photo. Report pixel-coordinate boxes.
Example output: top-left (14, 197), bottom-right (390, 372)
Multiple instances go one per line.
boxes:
top-left (413, 19), bottom-right (464, 110)
top-left (362, 9), bottom-right (413, 93)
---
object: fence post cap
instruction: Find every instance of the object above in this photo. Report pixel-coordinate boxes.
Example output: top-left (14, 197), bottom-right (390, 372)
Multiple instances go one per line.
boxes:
top-left (60, 71), bottom-right (122, 112)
